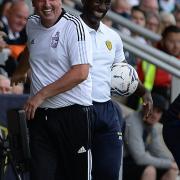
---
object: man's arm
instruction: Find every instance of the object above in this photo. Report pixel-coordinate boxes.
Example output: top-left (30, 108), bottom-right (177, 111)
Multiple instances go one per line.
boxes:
top-left (24, 64), bottom-right (90, 120)
top-left (121, 60), bottom-right (153, 119)
top-left (14, 47), bottom-right (90, 120)
top-left (24, 18), bottom-right (92, 120)
top-left (135, 81), bottom-right (153, 120)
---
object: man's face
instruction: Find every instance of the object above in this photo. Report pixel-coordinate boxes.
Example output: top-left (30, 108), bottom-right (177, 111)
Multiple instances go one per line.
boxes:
top-left (145, 107), bottom-right (162, 125)
top-left (140, 1), bottom-right (159, 14)
top-left (82, 0), bottom-right (111, 22)
top-left (0, 79), bottom-right (11, 94)
top-left (8, 3), bottom-right (29, 32)
top-left (146, 16), bottom-right (159, 33)
top-left (32, 0), bottom-right (62, 27)
top-left (131, 10), bottom-right (146, 27)
top-left (163, 32), bottom-right (180, 57)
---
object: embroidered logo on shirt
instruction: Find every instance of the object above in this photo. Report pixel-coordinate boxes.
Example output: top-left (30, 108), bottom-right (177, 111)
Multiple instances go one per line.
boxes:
top-left (105, 40), bottom-right (112, 51)
top-left (51, 32), bottom-right (60, 48)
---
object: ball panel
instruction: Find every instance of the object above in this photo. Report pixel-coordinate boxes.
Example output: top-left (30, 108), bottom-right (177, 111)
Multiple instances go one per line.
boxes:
top-left (111, 63), bottom-right (139, 96)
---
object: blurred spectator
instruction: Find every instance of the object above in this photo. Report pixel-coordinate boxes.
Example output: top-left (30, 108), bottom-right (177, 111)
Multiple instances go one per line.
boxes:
top-left (159, 0), bottom-right (175, 13)
top-left (131, 5), bottom-right (147, 44)
top-left (111, 0), bottom-right (131, 18)
top-left (0, 1), bottom-right (29, 77)
top-left (154, 25), bottom-right (180, 101)
top-left (0, 0), bottom-right (13, 26)
top-left (102, 16), bottom-right (113, 27)
top-left (123, 93), bottom-right (178, 180)
top-left (119, 6), bottom-right (146, 69)
top-left (146, 12), bottom-right (160, 46)
top-left (124, 6), bottom-right (146, 68)
top-left (127, 0), bottom-right (140, 6)
top-left (0, 31), bottom-right (7, 51)
top-left (174, 7), bottom-right (180, 28)
top-left (146, 12), bottom-right (160, 34)
top-left (139, 0), bottom-right (159, 14)
top-left (131, 6), bottom-right (146, 27)
top-left (138, 26), bottom-right (180, 104)
top-left (0, 74), bottom-right (24, 94)
top-left (122, 6), bottom-right (147, 68)
top-left (62, 0), bottom-right (75, 8)
top-left (1, 1), bottom-right (29, 45)
top-left (0, 74), bottom-right (11, 94)
top-left (111, 0), bottom-right (132, 33)
top-left (158, 11), bottom-right (176, 34)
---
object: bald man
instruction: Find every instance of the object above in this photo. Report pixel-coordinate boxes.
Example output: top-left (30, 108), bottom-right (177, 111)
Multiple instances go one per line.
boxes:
top-left (139, 0), bottom-right (159, 14)
top-left (0, 1), bottom-right (29, 76)
top-left (0, 75), bottom-right (11, 94)
top-left (1, 1), bottom-right (29, 44)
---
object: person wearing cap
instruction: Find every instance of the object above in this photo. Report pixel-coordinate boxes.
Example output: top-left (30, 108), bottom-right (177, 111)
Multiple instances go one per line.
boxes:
top-left (123, 93), bottom-right (178, 180)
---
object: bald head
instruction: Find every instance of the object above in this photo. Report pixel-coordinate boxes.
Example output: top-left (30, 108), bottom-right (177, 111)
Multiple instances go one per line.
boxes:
top-left (7, 1), bottom-right (29, 33)
top-left (140, 0), bottom-right (159, 14)
top-left (0, 75), bottom-right (11, 94)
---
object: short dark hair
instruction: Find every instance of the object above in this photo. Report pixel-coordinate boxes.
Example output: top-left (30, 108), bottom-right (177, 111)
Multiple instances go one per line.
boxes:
top-left (162, 25), bottom-right (180, 39)
top-left (131, 5), bottom-right (146, 17)
top-left (152, 93), bottom-right (168, 112)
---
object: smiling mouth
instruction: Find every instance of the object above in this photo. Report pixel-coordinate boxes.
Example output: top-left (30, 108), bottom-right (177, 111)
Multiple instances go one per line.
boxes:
top-left (94, 11), bottom-right (104, 17)
top-left (43, 9), bottom-right (52, 15)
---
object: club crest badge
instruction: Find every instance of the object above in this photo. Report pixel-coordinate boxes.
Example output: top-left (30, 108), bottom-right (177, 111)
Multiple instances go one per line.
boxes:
top-left (105, 40), bottom-right (112, 51)
top-left (51, 32), bottom-right (60, 48)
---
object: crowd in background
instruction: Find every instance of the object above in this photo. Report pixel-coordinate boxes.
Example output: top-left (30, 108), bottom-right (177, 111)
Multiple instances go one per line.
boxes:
top-left (0, 0), bottom-right (180, 179)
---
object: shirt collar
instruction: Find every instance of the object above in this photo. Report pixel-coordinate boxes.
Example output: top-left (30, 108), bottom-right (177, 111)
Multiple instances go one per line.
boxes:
top-left (86, 21), bottom-right (105, 34)
top-left (8, 27), bottom-right (20, 40)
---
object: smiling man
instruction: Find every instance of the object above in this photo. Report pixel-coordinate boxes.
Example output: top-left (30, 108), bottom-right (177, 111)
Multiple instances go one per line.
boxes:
top-left (80, 0), bottom-right (152, 180)
top-left (18, 0), bottom-right (94, 180)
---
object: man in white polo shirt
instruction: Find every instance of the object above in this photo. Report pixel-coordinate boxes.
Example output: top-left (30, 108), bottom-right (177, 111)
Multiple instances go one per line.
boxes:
top-left (12, 0), bottom-right (93, 180)
top-left (80, 0), bottom-right (153, 180)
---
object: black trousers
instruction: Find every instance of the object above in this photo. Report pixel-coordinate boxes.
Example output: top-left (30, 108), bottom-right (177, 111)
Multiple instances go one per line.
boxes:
top-left (28, 105), bottom-right (93, 180)
top-left (163, 94), bottom-right (180, 169)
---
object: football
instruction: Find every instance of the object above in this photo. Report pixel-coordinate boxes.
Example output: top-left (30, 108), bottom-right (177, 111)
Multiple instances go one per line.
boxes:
top-left (111, 63), bottom-right (139, 96)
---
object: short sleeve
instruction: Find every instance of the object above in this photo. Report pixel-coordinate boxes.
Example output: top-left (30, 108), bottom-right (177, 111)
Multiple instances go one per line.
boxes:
top-left (113, 32), bottom-right (125, 64)
top-left (26, 19), bottom-right (30, 48)
top-left (66, 17), bottom-right (92, 67)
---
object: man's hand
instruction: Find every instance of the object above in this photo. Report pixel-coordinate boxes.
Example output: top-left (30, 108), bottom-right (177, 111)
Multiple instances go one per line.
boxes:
top-left (142, 90), bottom-right (153, 120)
top-left (24, 92), bottom-right (45, 120)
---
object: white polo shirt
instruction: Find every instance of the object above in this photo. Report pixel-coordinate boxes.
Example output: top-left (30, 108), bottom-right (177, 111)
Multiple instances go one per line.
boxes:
top-left (26, 13), bottom-right (93, 108)
top-left (84, 21), bottom-right (125, 102)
